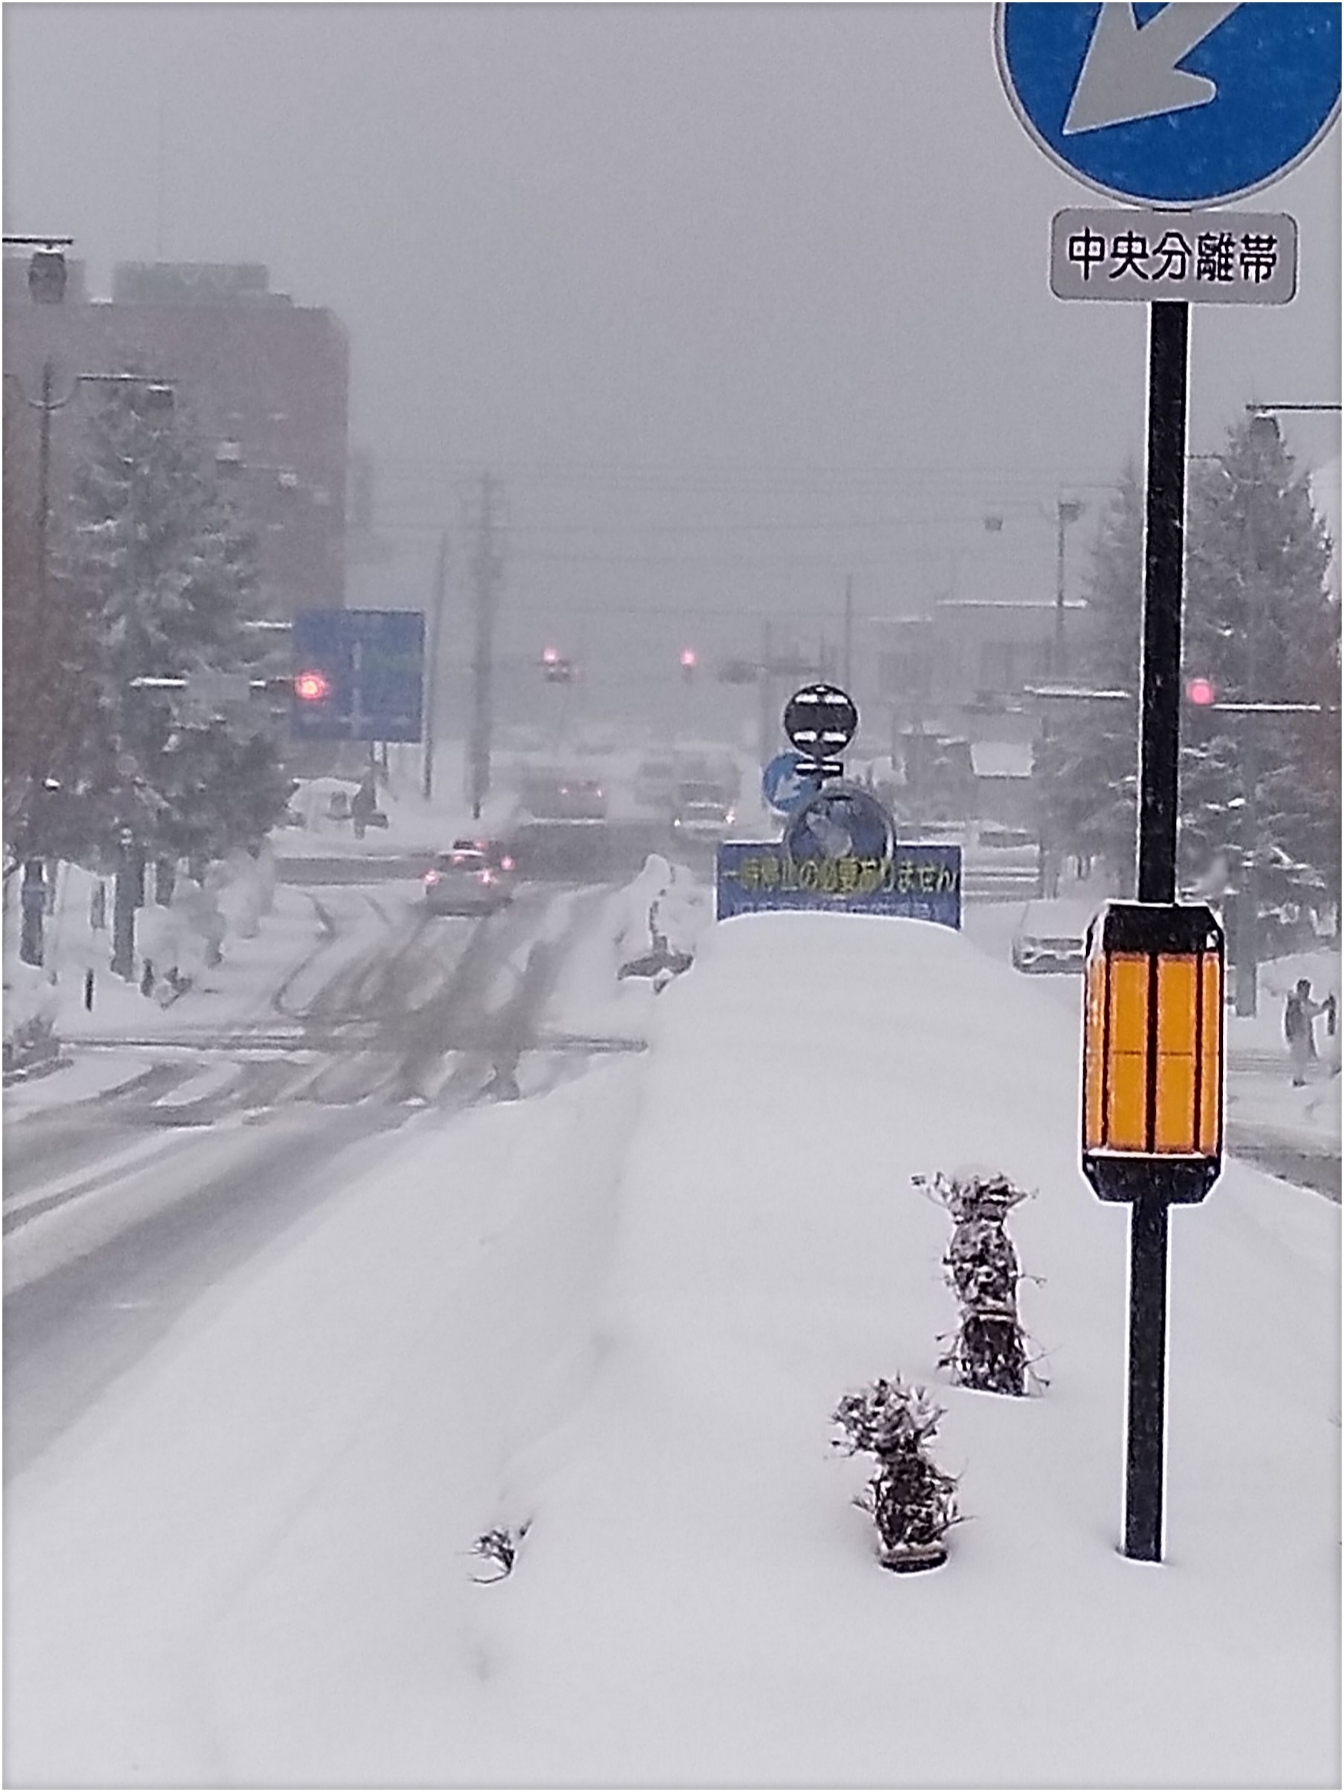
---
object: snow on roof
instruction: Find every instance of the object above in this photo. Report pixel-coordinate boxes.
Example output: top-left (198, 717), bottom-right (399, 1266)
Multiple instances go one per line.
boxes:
top-left (971, 739), bottom-right (1034, 778)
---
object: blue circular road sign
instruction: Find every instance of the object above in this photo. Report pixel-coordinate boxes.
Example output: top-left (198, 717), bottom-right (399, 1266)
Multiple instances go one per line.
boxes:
top-left (995, 3), bottom-right (1341, 208)
top-left (761, 751), bottom-right (824, 816)
top-left (783, 782), bottom-right (895, 866)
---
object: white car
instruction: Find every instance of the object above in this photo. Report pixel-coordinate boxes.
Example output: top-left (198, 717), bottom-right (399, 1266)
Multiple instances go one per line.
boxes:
top-left (672, 797), bottom-right (736, 842)
top-left (1010, 899), bottom-right (1096, 973)
top-left (424, 848), bottom-right (512, 916)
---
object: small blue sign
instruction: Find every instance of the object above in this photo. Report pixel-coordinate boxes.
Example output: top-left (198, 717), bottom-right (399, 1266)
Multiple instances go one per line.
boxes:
top-left (996, 4), bottom-right (1341, 208)
top-left (783, 782), bottom-right (895, 866)
top-left (761, 751), bottom-right (823, 816)
top-left (292, 609), bottom-right (425, 743)
top-left (716, 841), bottom-right (962, 930)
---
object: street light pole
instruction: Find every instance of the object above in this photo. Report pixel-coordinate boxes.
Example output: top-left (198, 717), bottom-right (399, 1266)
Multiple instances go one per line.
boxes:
top-left (467, 474), bottom-right (503, 822)
top-left (1053, 497), bottom-right (1085, 677)
top-left (422, 530), bottom-right (448, 803)
top-left (36, 359), bottom-right (53, 609)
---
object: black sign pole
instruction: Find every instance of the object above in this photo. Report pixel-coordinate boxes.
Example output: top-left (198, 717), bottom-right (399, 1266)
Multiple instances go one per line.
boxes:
top-left (1126, 298), bottom-right (1190, 1564)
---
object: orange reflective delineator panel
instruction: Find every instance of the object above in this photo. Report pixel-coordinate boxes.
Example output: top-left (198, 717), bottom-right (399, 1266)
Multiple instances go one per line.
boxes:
top-left (1082, 904), bottom-right (1223, 1163)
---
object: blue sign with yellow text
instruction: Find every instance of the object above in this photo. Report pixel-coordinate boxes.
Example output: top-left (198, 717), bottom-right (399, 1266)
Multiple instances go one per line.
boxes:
top-left (716, 841), bottom-right (962, 929)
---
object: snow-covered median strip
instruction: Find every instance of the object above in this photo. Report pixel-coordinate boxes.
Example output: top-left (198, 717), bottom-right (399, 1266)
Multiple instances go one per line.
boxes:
top-left (4, 909), bottom-right (1337, 1787)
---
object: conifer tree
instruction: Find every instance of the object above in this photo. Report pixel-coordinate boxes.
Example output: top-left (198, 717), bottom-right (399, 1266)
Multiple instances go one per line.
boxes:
top-left (65, 375), bottom-right (291, 869)
top-left (1034, 464), bottom-right (1144, 887)
top-left (1037, 424), bottom-right (1339, 910)
top-left (1182, 416), bottom-right (1339, 909)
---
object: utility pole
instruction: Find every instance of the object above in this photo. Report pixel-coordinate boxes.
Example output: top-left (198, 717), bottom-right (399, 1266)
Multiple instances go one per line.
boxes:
top-left (422, 530), bottom-right (448, 802)
top-left (467, 473), bottom-right (504, 821)
top-left (1232, 413), bottom-right (1284, 1018)
top-left (1053, 499), bottom-right (1083, 677)
top-left (842, 573), bottom-right (855, 690)
top-left (36, 359), bottom-right (53, 611)
top-left (758, 616), bottom-right (775, 767)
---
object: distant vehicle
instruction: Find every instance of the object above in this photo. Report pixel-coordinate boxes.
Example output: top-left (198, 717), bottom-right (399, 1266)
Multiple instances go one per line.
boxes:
top-left (671, 779), bottom-right (736, 841)
top-left (634, 754), bottom-right (681, 809)
top-left (520, 770), bottom-right (607, 820)
top-left (673, 797), bottom-right (736, 842)
top-left (1010, 899), bottom-right (1095, 974)
top-left (451, 836), bottom-right (518, 897)
top-left (424, 848), bottom-right (513, 915)
top-left (573, 725), bottom-right (618, 756)
top-left (976, 825), bottom-right (1037, 855)
top-left (675, 751), bottom-right (741, 798)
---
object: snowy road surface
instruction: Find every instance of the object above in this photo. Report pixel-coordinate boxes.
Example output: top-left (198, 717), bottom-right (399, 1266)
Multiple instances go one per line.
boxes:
top-left (4, 876), bottom-right (622, 1478)
top-left (4, 870), bottom-right (1337, 1788)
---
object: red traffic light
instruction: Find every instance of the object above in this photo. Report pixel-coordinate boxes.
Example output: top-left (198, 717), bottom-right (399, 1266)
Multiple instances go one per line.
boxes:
top-left (542, 646), bottom-right (561, 665)
top-left (294, 669), bottom-right (332, 703)
top-left (1185, 676), bottom-right (1217, 707)
top-left (680, 648), bottom-right (698, 669)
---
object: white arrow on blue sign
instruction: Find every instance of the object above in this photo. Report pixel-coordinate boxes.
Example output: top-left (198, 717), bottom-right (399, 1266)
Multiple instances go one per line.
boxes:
top-left (761, 751), bottom-right (823, 816)
top-left (995, 3), bottom-right (1341, 208)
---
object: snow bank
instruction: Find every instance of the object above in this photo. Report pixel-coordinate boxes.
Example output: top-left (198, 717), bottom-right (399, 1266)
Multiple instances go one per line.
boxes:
top-left (5, 908), bottom-right (1338, 1787)
top-left (545, 856), bottom-right (713, 1041)
top-left (474, 913), bottom-right (1341, 1787)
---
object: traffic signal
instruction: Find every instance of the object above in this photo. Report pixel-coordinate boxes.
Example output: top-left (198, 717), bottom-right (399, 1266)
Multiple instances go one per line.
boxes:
top-left (541, 647), bottom-right (575, 683)
top-left (294, 669), bottom-right (332, 703)
top-left (680, 647), bottom-right (698, 684)
top-left (1183, 675), bottom-right (1219, 745)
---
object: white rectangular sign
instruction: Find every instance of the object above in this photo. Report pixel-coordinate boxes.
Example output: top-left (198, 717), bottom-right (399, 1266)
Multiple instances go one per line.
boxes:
top-left (1050, 209), bottom-right (1297, 305)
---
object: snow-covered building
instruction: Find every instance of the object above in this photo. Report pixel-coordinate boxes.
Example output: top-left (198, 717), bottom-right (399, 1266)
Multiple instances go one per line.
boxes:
top-left (4, 257), bottom-right (349, 618)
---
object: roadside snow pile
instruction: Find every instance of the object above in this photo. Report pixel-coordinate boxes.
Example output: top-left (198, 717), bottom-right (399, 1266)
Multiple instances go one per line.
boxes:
top-left (610, 852), bottom-right (708, 965)
top-left (1, 955), bottom-right (61, 1073)
top-left (281, 771), bottom-right (518, 856)
top-left (4, 848), bottom-right (315, 1051)
top-left (475, 911), bottom-right (1339, 1787)
top-left (546, 855), bottom-right (714, 1039)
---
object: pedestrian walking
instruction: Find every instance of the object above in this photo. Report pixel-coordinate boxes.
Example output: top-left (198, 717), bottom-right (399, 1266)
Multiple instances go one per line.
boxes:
top-left (1284, 978), bottom-right (1334, 1086)
top-left (351, 772), bottom-right (377, 841)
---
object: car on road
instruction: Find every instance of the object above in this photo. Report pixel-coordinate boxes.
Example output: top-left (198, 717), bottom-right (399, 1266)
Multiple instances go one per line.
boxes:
top-left (519, 770), bottom-right (608, 821)
top-left (451, 836), bottom-right (518, 897)
top-left (633, 753), bottom-right (680, 810)
top-left (1010, 898), bottom-right (1096, 974)
top-left (423, 847), bottom-right (513, 915)
top-left (671, 783), bottom-right (736, 842)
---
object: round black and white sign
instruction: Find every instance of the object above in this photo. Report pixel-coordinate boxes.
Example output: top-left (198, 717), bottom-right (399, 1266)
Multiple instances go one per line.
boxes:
top-left (782, 683), bottom-right (859, 759)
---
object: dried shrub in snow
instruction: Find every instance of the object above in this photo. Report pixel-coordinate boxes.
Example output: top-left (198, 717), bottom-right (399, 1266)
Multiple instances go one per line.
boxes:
top-left (831, 1375), bottom-right (959, 1572)
top-left (469, 1522), bottom-right (530, 1584)
top-left (916, 1170), bottom-right (1039, 1397)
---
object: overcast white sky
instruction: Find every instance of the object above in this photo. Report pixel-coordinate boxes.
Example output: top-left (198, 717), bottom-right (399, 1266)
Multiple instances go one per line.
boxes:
top-left (4, 3), bottom-right (1340, 690)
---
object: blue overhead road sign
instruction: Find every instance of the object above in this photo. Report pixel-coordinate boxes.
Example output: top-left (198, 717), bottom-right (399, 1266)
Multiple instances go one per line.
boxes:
top-left (292, 609), bottom-right (425, 743)
top-left (995, 4), bottom-right (1341, 207)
